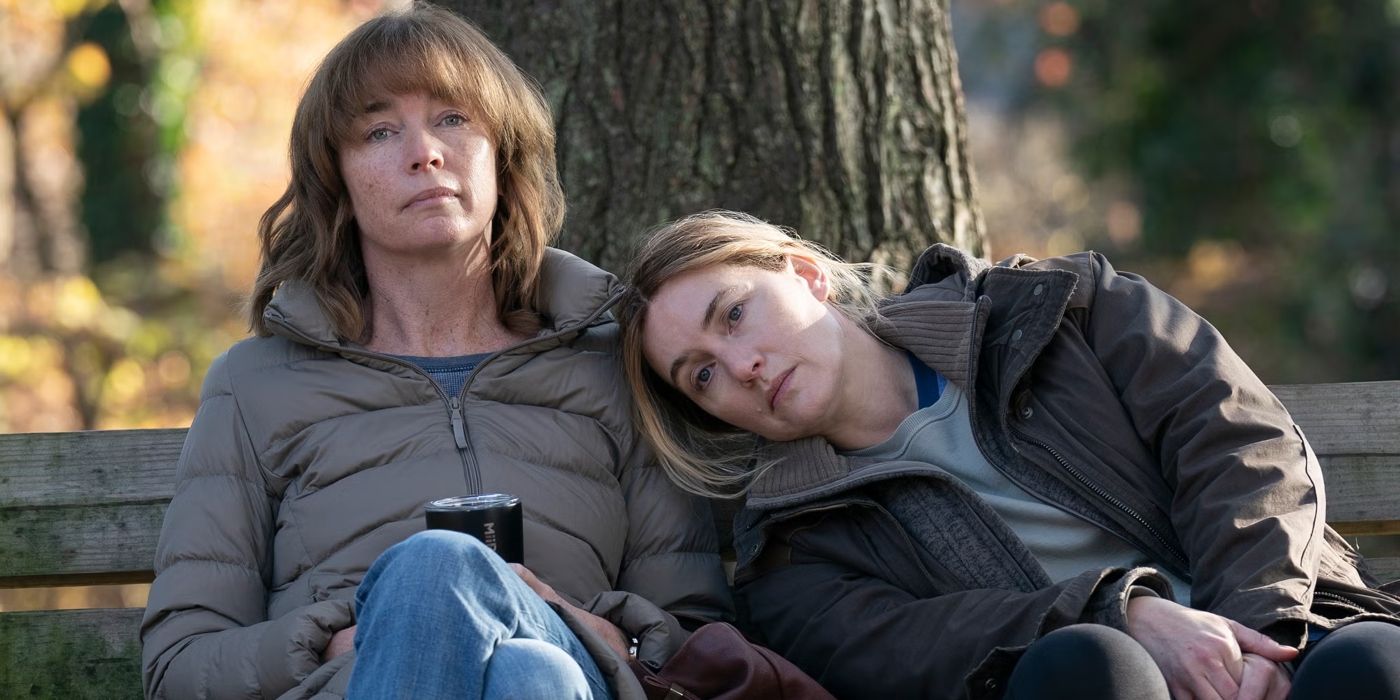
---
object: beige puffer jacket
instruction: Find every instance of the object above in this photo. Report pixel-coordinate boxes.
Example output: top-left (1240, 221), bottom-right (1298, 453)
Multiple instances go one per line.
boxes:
top-left (140, 249), bottom-right (733, 699)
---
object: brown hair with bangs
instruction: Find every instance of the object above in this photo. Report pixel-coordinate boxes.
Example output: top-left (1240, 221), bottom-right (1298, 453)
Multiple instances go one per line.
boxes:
top-left (249, 3), bottom-right (563, 339)
top-left (615, 211), bottom-right (886, 498)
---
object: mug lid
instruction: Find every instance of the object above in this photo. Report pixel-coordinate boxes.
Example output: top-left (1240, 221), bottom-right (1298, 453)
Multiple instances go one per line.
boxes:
top-left (426, 494), bottom-right (520, 511)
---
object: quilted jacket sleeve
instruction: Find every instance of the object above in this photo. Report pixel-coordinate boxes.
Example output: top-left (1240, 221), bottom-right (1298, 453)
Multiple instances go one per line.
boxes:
top-left (583, 438), bottom-right (734, 669)
top-left (140, 352), bottom-right (354, 699)
top-left (1080, 253), bottom-right (1322, 643)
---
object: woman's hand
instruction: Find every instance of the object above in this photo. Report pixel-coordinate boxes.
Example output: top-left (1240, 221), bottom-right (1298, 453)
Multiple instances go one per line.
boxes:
top-left (322, 624), bottom-right (356, 663)
top-left (1237, 653), bottom-right (1291, 700)
top-left (1125, 596), bottom-right (1296, 699)
top-left (510, 563), bottom-right (632, 659)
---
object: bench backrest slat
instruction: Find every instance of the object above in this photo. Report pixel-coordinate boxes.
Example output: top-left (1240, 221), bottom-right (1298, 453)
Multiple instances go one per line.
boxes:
top-left (1270, 382), bottom-right (1400, 455)
top-left (1367, 557), bottom-right (1400, 583)
top-left (1273, 381), bottom-right (1400, 535)
top-left (1314, 455), bottom-right (1400, 535)
top-left (0, 607), bottom-right (144, 696)
top-left (0, 430), bottom-right (182, 588)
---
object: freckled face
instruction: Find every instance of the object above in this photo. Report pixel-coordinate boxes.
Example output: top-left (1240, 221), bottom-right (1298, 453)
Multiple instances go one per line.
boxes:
top-left (339, 91), bottom-right (498, 263)
top-left (640, 259), bottom-right (854, 442)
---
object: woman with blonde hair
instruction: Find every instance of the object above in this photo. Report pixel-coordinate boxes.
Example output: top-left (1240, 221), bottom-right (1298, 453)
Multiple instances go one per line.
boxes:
top-left (617, 210), bottom-right (1400, 699)
top-left (139, 6), bottom-right (730, 699)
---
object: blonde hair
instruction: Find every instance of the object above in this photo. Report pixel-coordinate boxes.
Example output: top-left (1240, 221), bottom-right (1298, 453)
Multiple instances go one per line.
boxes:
top-left (616, 210), bottom-right (886, 499)
top-left (249, 3), bottom-right (563, 339)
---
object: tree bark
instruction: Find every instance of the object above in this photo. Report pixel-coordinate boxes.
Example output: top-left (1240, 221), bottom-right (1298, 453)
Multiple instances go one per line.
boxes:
top-left (434, 0), bottom-right (984, 274)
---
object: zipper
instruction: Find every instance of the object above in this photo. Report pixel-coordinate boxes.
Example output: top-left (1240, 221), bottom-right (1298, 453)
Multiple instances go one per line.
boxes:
top-left (1016, 429), bottom-right (1189, 569)
top-left (1313, 590), bottom-right (1363, 609)
top-left (449, 396), bottom-right (467, 448)
top-left (449, 395), bottom-right (481, 493)
top-left (1311, 589), bottom-right (1367, 618)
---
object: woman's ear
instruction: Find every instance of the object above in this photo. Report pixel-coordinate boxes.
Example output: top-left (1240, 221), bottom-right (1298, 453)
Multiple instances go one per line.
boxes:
top-left (788, 254), bottom-right (831, 303)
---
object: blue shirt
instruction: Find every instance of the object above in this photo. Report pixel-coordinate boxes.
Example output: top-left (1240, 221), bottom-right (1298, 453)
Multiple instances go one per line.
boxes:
top-left (392, 352), bottom-right (491, 398)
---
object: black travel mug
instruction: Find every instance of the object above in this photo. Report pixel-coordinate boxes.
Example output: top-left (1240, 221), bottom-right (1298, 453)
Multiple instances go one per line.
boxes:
top-left (424, 494), bottom-right (524, 563)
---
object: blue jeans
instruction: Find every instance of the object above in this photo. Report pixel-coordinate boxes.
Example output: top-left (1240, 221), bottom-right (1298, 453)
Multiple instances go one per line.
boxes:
top-left (345, 530), bottom-right (614, 700)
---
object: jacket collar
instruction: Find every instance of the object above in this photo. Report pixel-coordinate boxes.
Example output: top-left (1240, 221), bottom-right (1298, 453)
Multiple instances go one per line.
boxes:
top-left (262, 247), bottom-right (621, 349)
top-left (873, 243), bottom-right (992, 387)
top-left (905, 243), bottom-right (991, 297)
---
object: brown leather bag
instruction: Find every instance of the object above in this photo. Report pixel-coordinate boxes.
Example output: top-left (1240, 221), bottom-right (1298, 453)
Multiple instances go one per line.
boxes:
top-left (629, 622), bottom-right (835, 700)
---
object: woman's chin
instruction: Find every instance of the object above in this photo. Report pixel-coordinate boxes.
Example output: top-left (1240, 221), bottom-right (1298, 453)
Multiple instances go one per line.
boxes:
top-left (752, 423), bottom-right (812, 444)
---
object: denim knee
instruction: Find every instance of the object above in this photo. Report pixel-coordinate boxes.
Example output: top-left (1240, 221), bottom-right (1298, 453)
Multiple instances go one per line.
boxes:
top-left (357, 530), bottom-right (505, 609)
top-left (1006, 624), bottom-right (1168, 700)
top-left (388, 530), bottom-right (504, 579)
top-left (484, 638), bottom-right (593, 700)
top-left (399, 529), bottom-right (498, 565)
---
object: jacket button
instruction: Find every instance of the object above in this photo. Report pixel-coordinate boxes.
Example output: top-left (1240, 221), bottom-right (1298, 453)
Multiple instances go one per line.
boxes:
top-left (1011, 329), bottom-right (1023, 342)
top-left (1020, 405), bottom-right (1033, 420)
top-left (1032, 283), bottom-right (1044, 296)
top-left (984, 678), bottom-right (999, 691)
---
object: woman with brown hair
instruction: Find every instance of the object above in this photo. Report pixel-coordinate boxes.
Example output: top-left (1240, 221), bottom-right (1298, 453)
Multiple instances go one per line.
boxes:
top-left (616, 210), bottom-right (1400, 700)
top-left (139, 6), bottom-right (730, 699)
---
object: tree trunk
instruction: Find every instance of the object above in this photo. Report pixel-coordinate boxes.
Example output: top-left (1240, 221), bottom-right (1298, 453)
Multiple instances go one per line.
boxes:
top-left (2, 107), bottom-right (86, 279)
top-left (76, 2), bottom-right (166, 266)
top-left (434, 0), bottom-right (984, 274)
top-left (0, 9), bottom-right (92, 279)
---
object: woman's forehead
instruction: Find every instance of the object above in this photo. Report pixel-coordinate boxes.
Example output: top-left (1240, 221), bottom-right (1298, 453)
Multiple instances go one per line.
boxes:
top-left (646, 263), bottom-right (786, 334)
top-left (655, 264), bottom-right (747, 306)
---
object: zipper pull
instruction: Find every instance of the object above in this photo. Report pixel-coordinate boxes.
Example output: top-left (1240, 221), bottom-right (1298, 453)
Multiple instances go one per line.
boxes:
top-left (449, 397), bottom-right (467, 449)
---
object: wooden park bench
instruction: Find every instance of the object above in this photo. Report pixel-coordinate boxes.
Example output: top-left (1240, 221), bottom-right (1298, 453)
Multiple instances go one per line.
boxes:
top-left (2, 381), bottom-right (1398, 698)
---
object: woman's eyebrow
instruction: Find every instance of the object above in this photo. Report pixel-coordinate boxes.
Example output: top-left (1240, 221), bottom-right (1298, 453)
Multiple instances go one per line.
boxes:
top-left (667, 285), bottom-right (742, 386)
top-left (701, 285), bottom-right (742, 329)
top-left (668, 353), bottom-right (691, 388)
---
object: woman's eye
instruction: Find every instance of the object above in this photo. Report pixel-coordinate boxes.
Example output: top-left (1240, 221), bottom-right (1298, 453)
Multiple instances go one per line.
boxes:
top-left (695, 366), bottom-right (713, 389)
top-left (727, 304), bottom-right (743, 325)
top-left (442, 113), bottom-right (466, 127)
top-left (367, 127), bottom-right (392, 142)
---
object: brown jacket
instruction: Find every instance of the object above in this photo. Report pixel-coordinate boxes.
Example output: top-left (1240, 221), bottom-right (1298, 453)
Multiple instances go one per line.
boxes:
top-left (732, 245), bottom-right (1399, 699)
top-left (141, 249), bottom-right (732, 699)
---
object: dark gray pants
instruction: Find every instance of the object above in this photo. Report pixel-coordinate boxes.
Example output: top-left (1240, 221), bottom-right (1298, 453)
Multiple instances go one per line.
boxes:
top-left (1005, 620), bottom-right (1400, 699)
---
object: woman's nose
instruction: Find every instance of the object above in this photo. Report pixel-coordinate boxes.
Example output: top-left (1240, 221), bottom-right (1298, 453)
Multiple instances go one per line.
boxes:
top-left (722, 348), bottom-right (763, 383)
top-left (407, 130), bottom-right (444, 172)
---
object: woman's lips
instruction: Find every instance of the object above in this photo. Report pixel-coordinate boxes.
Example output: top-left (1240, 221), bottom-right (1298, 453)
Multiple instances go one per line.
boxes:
top-left (405, 186), bottom-right (457, 209)
top-left (768, 367), bottom-right (794, 411)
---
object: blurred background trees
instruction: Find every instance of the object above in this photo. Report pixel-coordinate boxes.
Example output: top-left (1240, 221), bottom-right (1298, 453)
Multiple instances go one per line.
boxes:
top-left (1, 0), bottom-right (1396, 437)
top-left (2, 0), bottom-right (201, 431)
top-left (0, 0), bottom-right (374, 433)
top-left (956, 0), bottom-right (1400, 380)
